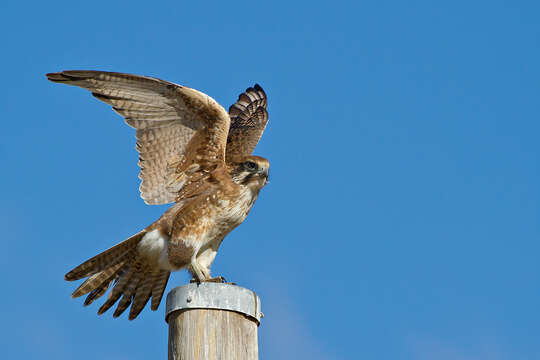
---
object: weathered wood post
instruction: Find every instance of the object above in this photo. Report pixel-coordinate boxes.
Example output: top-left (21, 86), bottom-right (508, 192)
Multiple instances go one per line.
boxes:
top-left (165, 282), bottom-right (262, 360)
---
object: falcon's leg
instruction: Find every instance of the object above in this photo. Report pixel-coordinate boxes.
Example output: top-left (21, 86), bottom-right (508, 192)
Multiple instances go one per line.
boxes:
top-left (196, 241), bottom-right (220, 275)
top-left (188, 258), bottom-right (208, 283)
top-left (188, 266), bottom-right (224, 282)
top-left (190, 239), bottom-right (228, 284)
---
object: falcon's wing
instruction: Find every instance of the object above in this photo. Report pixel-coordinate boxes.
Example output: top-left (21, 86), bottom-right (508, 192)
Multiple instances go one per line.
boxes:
top-left (46, 70), bottom-right (230, 205)
top-left (226, 84), bottom-right (268, 159)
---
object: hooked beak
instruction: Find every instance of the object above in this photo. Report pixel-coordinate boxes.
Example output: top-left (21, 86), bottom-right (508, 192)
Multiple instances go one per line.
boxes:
top-left (259, 166), bottom-right (269, 183)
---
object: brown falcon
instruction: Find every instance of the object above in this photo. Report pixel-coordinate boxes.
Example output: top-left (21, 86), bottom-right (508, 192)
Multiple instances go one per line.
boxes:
top-left (46, 70), bottom-right (269, 320)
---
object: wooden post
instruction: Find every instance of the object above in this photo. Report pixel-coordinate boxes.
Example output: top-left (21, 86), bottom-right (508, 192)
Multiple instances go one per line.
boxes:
top-left (165, 282), bottom-right (262, 360)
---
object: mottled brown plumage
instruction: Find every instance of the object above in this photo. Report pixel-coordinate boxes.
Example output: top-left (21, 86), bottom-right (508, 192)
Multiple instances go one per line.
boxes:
top-left (227, 84), bottom-right (268, 158)
top-left (47, 70), bottom-right (270, 319)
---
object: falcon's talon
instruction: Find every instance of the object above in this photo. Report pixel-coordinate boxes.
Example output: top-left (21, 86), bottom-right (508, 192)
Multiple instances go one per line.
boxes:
top-left (190, 276), bottom-right (227, 284)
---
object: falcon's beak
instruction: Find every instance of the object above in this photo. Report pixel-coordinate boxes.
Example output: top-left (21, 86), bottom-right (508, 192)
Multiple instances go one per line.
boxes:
top-left (259, 166), bottom-right (269, 183)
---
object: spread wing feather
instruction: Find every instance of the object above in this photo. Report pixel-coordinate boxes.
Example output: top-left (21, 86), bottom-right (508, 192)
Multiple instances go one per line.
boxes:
top-left (226, 84), bottom-right (268, 159)
top-left (46, 70), bottom-right (230, 205)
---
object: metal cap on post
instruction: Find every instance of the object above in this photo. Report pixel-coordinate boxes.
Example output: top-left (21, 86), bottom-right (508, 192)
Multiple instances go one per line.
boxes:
top-left (166, 283), bottom-right (262, 360)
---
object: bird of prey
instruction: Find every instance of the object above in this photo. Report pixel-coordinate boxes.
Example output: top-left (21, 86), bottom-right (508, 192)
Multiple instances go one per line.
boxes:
top-left (46, 70), bottom-right (269, 320)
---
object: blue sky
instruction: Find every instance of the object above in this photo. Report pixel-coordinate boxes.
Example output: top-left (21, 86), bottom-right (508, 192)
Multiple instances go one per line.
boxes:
top-left (1, 1), bottom-right (539, 359)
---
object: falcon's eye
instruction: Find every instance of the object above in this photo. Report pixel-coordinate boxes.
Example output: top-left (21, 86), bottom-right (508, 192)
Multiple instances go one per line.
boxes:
top-left (244, 161), bottom-right (258, 171)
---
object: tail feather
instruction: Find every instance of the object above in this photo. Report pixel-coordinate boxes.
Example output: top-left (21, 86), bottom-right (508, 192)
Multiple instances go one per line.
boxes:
top-left (66, 230), bottom-right (172, 319)
top-left (83, 276), bottom-right (115, 306)
top-left (129, 270), bottom-right (156, 320)
top-left (72, 261), bottom-right (126, 298)
top-left (65, 232), bottom-right (145, 281)
top-left (82, 260), bottom-right (131, 306)
top-left (97, 263), bottom-right (135, 315)
top-left (151, 271), bottom-right (170, 311)
top-left (113, 263), bottom-right (144, 318)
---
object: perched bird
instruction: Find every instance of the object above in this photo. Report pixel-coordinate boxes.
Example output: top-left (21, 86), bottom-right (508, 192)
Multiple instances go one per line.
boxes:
top-left (46, 70), bottom-right (269, 320)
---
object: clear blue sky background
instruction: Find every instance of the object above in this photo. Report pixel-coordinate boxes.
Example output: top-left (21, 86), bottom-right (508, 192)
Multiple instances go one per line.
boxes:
top-left (1, 1), bottom-right (539, 359)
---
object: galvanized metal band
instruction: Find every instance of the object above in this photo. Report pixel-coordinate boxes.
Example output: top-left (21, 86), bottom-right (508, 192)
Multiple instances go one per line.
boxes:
top-left (165, 283), bottom-right (262, 324)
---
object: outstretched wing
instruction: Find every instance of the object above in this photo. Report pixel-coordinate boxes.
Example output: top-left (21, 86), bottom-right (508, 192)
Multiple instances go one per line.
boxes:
top-left (46, 70), bottom-right (230, 205)
top-left (226, 84), bottom-right (268, 159)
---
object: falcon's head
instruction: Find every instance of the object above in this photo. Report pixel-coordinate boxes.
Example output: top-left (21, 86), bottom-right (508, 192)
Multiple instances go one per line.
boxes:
top-left (228, 155), bottom-right (270, 191)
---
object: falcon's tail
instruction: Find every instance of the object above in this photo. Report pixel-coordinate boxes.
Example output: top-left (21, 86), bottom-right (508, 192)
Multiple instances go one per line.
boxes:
top-left (65, 231), bottom-right (171, 320)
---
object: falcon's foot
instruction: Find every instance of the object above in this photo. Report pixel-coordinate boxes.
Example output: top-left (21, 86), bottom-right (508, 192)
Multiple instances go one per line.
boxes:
top-left (190, 276), bottom-right (235, 285)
